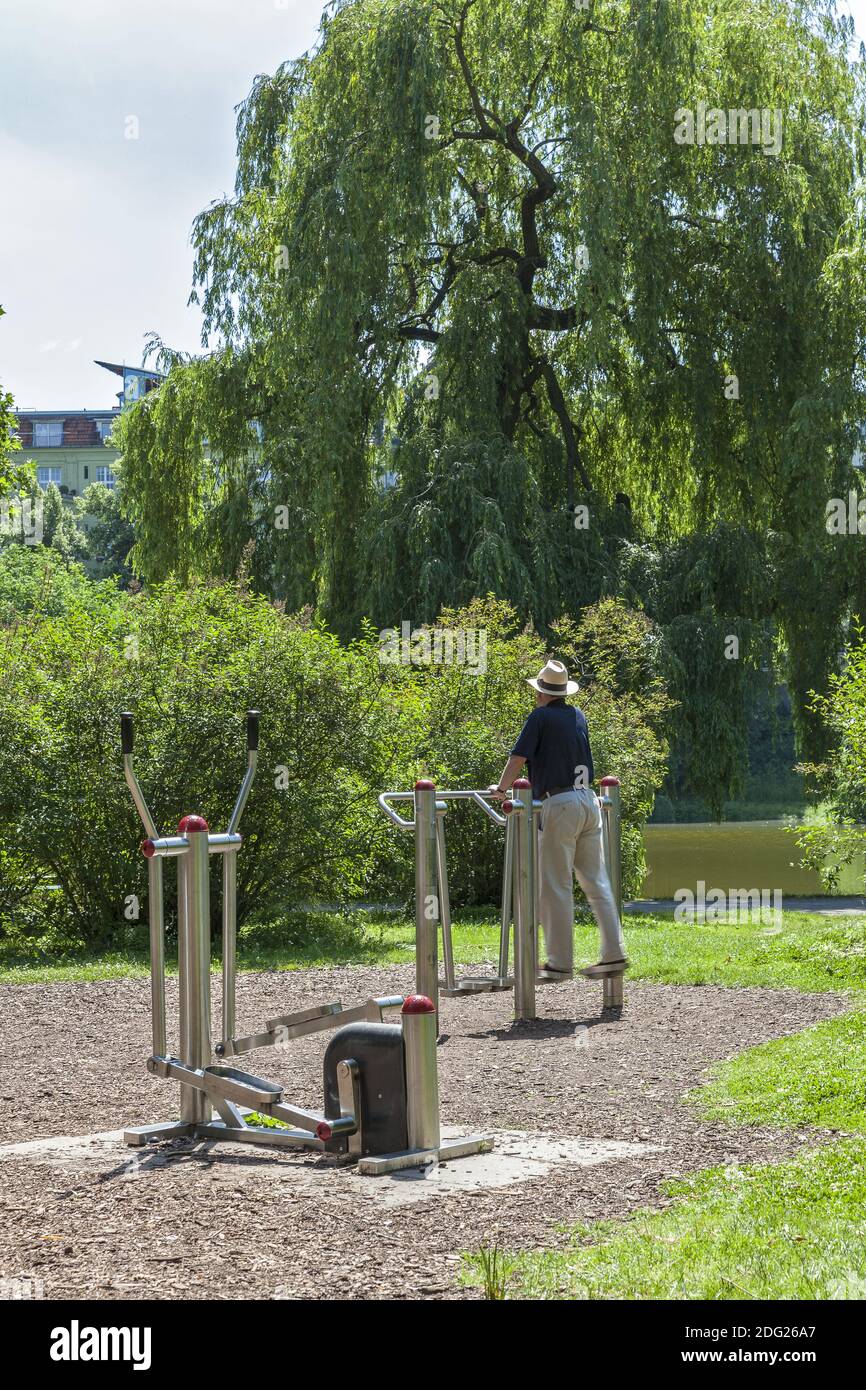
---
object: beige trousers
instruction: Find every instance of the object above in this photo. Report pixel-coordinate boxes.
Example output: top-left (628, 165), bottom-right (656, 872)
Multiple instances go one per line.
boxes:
top-left (537, 788), bottom-right (624, 972)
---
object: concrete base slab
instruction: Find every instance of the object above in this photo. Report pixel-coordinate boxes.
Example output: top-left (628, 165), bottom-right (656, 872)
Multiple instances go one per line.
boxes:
top-left (343, 1129), bottom-right (661, 1206)
top-left (0, 1125), bottom-right (663, 1205)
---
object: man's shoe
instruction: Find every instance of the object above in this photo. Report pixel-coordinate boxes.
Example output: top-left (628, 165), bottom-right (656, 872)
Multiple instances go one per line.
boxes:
top-left (580, 957), bottom-right (629, 978)
top-left (537, 963), bottom-right (573, 982)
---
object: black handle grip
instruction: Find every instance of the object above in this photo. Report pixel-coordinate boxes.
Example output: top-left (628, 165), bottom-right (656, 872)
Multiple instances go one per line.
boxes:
top-left (246, 709), bottom-right (260, 752)
top-left (120, 711), bottom-right (134, 755)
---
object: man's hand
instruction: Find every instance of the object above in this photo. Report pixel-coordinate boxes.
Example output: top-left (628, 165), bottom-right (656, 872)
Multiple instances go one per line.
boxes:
top-left (489, 756), bottom-right (525, 800)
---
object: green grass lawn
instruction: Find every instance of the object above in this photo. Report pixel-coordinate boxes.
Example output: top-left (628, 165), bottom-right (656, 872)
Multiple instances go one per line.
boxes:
top-left (462, 1140), bottom-right (866, 1300)
top-left (2, 906), bottom-right (864, 991)
top-left (688, 1009), bottom-right (866, 1134)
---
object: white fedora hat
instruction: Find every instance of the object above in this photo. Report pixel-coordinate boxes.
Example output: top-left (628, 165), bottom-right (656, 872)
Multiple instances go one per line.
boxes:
top-left (527, 659), bottom-right (579, 697)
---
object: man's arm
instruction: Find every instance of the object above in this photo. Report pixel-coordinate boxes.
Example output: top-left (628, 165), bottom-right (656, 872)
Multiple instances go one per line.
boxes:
top-left (489, 706), bottom-right (539, 799)
top-left (488, 753), bottom-right (525, 800)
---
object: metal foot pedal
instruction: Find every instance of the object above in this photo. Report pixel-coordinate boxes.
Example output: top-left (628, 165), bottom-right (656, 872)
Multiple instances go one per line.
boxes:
top-left (579, 961), bottom-right (628, 976)
top-left (203, 1065), bottom-right (284, 1106)
top-left (440, 975), bottom-right (513, 997)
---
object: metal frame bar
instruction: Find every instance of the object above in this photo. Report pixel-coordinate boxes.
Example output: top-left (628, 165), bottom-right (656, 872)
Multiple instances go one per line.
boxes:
top-left (121, 718), bottom-right (495, 1172)
top-left (222, 850), bottom-right (237, 1041)
top-left (414, 781), bottom-right (439, 1014)
top-left (215, 996), bottom-right (404, 1058)
top-left (599, 776), bottom-right (625, 1009)
top-left (435, 808), bottom-right (455, 991)
top-left (511, 782), bottom-right (538, 1021)
top-left (599, 776), bottom-right (623, 921)
top-left (498, 811), bottom-right (515, 980)
top-left (380, 779), bottom-right (624, 1020)
top-left (381, 786), bottom-right (515, 1004)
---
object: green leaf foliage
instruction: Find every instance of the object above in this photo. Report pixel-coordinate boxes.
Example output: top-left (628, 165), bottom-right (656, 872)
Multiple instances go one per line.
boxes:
top-left (0, 581), bottom-right (667, 947)
top-left (114, 1), bottom-right (866, 800)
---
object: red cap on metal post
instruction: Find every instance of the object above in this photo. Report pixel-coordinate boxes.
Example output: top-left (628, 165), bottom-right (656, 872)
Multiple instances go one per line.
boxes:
top-left (402, 994), bottom-right (435, 1015)
top-left (512, 777), bottom-right (531, 789)
top-left (141, 839), bottom-right (156, 858)
top-left (178, 814), bottom-right (209, 833)
top-left (414, 779), bottom-right (436, 791)
top-left (599, 776), bottom-right (621, 786)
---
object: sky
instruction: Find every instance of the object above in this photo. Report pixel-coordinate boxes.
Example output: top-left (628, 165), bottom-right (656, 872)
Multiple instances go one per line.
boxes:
top-left (0, 0), bottom-right (320, 410)
top-left (1, 0), bottom-right (865, 410)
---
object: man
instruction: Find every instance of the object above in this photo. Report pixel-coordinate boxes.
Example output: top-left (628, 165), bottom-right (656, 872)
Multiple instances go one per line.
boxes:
top-left (488, 658), bottom-right (627, 980)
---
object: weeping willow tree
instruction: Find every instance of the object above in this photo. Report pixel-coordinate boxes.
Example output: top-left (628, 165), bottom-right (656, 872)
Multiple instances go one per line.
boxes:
top-left (116, 0), bottom-right (866, 804)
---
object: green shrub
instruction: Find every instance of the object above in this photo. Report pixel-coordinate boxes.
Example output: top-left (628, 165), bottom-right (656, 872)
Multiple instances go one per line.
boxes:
top-left (0, 580), bottom-right (406, 946)
top-left (0, 543), bottom-right (120, 623)
top-left (793, 625), bottom-right (866, 888)
top-left (0, 583), bottom-right (670, 946)
top-left (362, 595), bottom-right (672, 906)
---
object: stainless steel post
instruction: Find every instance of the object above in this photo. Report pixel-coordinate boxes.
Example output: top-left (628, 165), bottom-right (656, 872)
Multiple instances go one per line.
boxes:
top-left (603, 972), bottom-right (624, 1008)
top-left (147, 857), bottom-right (166, 1056)
top-left (599, 775), bottom-right (622, 921)
top-left (512, 778), bottom-right (537, 1021)
top-left (222, 850), bottom-right (237, 1042)
top-left (176, 843), bottom-right (194, 1123)
top-left (414, 780), bottom-right (439, 1015)
top-left (531, 802), bottom-right (541, 934)
top-left (222, 713), bottom-right (258, 1045)
top-left (435, 807), bottom-right (455, 991)
top-left (402, 994), bottom-right (440, 1152)
top-left (498, 811), bottom-right (515, 979)
top-left (178, 815), bottom-right (211, 1125)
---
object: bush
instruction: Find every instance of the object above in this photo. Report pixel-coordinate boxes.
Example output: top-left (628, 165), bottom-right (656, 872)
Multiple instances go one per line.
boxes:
top-left (0, 582), bottom-right (670, 946)
top-left (363, 595), bottom-right (672, 907)
top-left (793, 624), bottom-right (866, 890)
top-left (0, 543), bottom-right (121, 623)
top-left (76, 483), bottom-right (136, 585)
top-left (0, 580), bottom-right (406, 946)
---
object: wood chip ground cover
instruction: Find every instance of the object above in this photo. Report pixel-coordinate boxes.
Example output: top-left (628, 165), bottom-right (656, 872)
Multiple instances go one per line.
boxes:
top-left (0, 965), bottom-right (850, 1300)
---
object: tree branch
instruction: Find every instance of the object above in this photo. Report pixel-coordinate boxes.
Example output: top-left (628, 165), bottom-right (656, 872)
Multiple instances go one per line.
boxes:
top-left (540, 359), bottom-right (590, 502)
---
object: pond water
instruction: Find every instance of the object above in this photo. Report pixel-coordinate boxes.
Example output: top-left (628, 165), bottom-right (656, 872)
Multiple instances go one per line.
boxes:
top-left (641, 821), bottom-right (865, 899)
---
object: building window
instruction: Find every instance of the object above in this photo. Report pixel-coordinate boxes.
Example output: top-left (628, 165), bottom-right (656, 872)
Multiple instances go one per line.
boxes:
top-left (96, 419), bottom-right (115, 442)
top-left (37, 466), bottom-right (62, 487)
top-left (96, 465), bottom-right (116, 489)
top-left (32, 420), bottom-right (63, 447)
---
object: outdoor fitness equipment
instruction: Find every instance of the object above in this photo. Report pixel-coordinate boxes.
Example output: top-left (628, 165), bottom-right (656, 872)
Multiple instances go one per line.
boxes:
top-left (120, 710), bottom-right (492, 1174)
top-left (378, 775), bottom-right (624, 1021)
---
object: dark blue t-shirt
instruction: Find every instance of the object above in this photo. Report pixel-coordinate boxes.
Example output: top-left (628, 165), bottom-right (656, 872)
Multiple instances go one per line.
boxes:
top-left (510, 700), bottom-right (595, 798)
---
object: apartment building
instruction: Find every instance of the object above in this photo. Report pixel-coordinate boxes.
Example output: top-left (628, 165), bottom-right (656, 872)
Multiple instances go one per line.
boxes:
top-left (13, 360), bottom-right (162, 498)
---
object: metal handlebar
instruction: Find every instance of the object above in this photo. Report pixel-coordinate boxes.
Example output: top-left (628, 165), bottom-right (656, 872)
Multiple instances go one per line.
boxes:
top-left (121, 708), bottom-right (262, 1054)
top-left (120, 709), bottom-right (259, 842)
top-left (120, 711), bottom-right (134, 755)
top-left (377, 791), bottom-right (416, 831)
top-left (228, 711), bottom-right (259, 835)
top-left (467, 790), bottom-right (507, 827)
top-left (377, 787), bottom-right (507, 830)
top-left (120, 710), bottom-right (159, 839)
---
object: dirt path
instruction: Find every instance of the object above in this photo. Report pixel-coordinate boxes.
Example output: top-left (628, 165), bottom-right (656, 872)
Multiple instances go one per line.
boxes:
top-left (0, 966), bottom-right (850, 1300)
